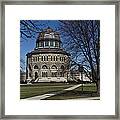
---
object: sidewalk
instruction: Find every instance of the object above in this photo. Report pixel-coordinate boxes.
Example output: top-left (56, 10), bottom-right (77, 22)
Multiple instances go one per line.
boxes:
top-left (26, 84), bottom-right (82, 100)
top-left (64, 84), bottom-right (82, 91)
top-left (25, 84), bottom-right (99, 100)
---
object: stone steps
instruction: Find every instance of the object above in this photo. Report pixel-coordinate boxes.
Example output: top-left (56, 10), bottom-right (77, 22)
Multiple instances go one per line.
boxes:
top-left (35, 77), bottom-right (67, 82)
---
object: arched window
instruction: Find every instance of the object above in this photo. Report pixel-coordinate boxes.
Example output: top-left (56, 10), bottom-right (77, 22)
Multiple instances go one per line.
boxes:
top-left (42, 65), bottom-right (48, 69)
top-left (60, 57), bottom-right (61, 61)
top-left (35, 72), bottom-right (38, 79)
top-left (60, 72), bottom-right (64, 77)
top-left (53, 56), bottom-right (55, 61)
top-left (41, 56), bottom-right (43, 61)
top-left (34, 65), bottom-right (38, 69)
top-left (46, 56), bottom-right (48, 61)
top-left (52, 72), bottom-right (57, 77)
top-left (51, 65), bottom-right (57, 69)
top-left (42, 72), bottom-right (48, 77)
top-left (51, 56), bottom-right (52, 61)
top-left (61, 65), bottom-right (64, 70)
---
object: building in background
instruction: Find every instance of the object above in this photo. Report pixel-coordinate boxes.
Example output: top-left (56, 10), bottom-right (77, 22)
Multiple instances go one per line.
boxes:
top-left (20, 70), bottom-right (27, 83)
top-left (26, 27), bottom-right (70, 82)
top-left (70, 70), bottom-right (91, 83)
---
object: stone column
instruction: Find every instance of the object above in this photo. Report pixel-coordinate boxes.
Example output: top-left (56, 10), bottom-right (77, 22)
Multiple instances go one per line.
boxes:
top-left (47, 64), bottom-right (51, 77)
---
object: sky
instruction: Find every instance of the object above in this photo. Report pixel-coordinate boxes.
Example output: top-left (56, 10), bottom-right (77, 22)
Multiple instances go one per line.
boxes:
top-left (20, 20), bottom-right (61, 71)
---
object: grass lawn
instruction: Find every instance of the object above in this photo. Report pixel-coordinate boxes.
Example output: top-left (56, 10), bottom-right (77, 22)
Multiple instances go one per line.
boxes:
top-left (46, 83), bottom-right (99, 100)
top-left (20, 83), bottom-right (74, 99)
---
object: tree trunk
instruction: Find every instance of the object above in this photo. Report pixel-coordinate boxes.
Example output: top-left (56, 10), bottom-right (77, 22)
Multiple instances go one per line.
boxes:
top-left (96, 80), bottom-right (100, 96)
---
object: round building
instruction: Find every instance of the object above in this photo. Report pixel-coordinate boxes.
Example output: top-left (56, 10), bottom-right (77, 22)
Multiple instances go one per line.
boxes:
top-left (26, 27), bottom-right (70, 82)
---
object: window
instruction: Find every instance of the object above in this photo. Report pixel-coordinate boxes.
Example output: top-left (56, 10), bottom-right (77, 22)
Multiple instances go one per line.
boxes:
top-left (42, 72), bottom-right (48, 77)
top-left (35, 72), bottom-right (38, 79)
top-left (51, 56), bottom-right (52, 61)
top-left (55, 41), bottom-right (58, 47)
top-left (46, 56), bottom-right (48, 61)
top-left (61, 65), bottom-right (64, 70)
top-left (60, 57), bottom-right (61, 61)
top-left (60, 72), bottom-right (64, 77)
top-left (51, 65), bottom-right (57, 69)
top-left (50, 41), bottom-right (54, 47)
top-left (36, 43), bottom-right (39, 48)
top-left (42, 65), bottom-right (48, 69)
top-left (41, 56), bottom-right (43, 61)
top-left (34, 65), bottom-right (38, 69)
top-left (52, 72), bottom-right (57, 77)
top-left (53, 56), bottom-right (55, 61)
top-left (39, 41), bottom-right (44, 47)
top-left (62, 57), bottom-right (64, 61)
top-left (45, 41), bottom-right (49, 47)
top-left (39, 57), bottom-right (41, 61)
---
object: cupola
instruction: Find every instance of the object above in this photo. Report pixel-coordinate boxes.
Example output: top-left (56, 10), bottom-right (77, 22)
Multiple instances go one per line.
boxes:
top-left (36, 27), bottom-right (61, 49)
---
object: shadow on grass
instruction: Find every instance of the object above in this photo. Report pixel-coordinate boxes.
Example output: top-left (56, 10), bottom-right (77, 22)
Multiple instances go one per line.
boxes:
top-left (45, 90), bottom-right (100, 100)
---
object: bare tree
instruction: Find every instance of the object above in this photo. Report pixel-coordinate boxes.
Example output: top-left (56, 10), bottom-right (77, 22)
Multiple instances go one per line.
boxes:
top-left (20, 20), bottom-right (59, 41)
top-left (59, 20), bottom-right (100, 94)
top-left (20, 20), bottom-right (44, 41)
top-left (20, 20), bottom-right (50, 71)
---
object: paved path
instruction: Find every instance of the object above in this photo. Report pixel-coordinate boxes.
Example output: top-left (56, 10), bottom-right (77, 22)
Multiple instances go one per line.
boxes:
top-left (26, 93), bottom-right (55, 100)
top-left (64, 84), bottom-right (82, 91)
top-left (25, 84), bottom-right (99, 100)
top-left (26, 84), bottom-right (82, 100)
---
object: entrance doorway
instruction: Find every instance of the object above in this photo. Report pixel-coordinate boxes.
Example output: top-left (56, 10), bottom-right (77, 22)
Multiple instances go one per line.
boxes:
top-left (35, 72), bottom-right (38, 80)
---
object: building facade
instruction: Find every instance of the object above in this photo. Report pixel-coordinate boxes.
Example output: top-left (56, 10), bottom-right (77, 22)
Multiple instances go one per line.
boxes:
top-left (26, 27), bottom-right (70, 82)
top-left (70, 70), bottom-right (91, 82)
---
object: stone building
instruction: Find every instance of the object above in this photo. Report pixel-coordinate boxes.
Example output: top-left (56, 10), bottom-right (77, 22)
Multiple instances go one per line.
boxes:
top-left (26, 27), bottom-right (70, 82)
top-left (70, 70), bottom-right (91, 82)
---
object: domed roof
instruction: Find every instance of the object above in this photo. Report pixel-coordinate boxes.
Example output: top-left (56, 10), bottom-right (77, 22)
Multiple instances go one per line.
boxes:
top-left (26, 27), bottom-right (70, 57)
top-left (37, 27), bottom-right (60, 41)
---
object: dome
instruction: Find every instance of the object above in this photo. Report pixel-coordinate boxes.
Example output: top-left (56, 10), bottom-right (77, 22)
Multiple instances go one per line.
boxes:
top-left (36, 27), bottom-right (61, 49)
top-left (37, 27), bottom-right (60, 41)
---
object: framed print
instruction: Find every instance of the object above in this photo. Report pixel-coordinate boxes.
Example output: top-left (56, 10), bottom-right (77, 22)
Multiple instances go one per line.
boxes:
top-left (0, 0), bottom-right (119, 119)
